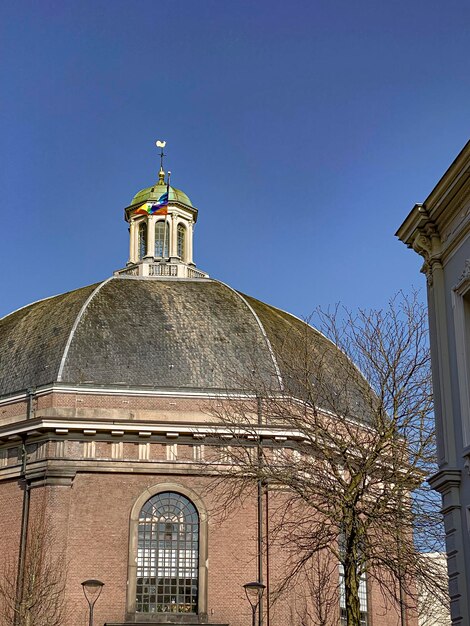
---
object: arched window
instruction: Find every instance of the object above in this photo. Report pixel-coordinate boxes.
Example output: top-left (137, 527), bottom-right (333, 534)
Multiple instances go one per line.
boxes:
top-left (136, 492), bottom-right (199, 616)
top-left (155, 221), bottom-right (169, 258)
top-left (138, 222), bottom-right (147, 260)
top-left (177, 224), bottom-right (186, 260)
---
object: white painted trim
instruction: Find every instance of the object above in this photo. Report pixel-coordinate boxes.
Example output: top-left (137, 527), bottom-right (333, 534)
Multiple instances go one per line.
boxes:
top-left (57, 277), bottom-right (115, 381)
top-left (0, 384), bottom-right (266, 407)
top-left (0, 385), bottom-right (372, 433)
top-left (0, 417), bottom-right (307, 441)
top-left (0, 392), bottom-right (29, 406)
top-left (453, 263), bottom-right (470, 446)
top-left (260, 297), bottom-right (379, 411)
top-left (215, 280), bottom-right (284, 391)
top-left (0, 293), bottom-right (60, 323)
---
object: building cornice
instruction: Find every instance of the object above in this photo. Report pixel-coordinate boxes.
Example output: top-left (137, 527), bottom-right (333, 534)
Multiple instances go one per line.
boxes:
top-left (396, 141), bottom-right (470, 277)
top-left (0, 383), bottom-right (267, 408)
top-left (428, 468), bottom-right (462, 493)
top-left (0, 416), bottom-right (308, 444)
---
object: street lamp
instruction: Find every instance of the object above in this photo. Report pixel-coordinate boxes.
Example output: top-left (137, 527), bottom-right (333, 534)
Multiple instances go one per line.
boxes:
top-left (81, 579), bottom-right (104, 626)
top-left (243, 581), bottom-right (266, 626)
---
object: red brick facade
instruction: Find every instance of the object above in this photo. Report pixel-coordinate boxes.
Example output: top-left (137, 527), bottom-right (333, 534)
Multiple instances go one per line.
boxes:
top-left (0, 391), bottom-right (416, 626)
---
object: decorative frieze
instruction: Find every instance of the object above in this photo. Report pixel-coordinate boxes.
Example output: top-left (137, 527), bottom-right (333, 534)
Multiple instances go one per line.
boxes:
top-left (55, 440), bottom-right (66, 457)
top-left (83, 440), bottom-right (95, 459)
top-left (138, 443), bottom-right (150, 460)
top-left (111, 441), bottom-right (123, 459)
top-left (166, 443), bottom-right (177, 461)
top-left (193, 445), bottom-right (204, 461)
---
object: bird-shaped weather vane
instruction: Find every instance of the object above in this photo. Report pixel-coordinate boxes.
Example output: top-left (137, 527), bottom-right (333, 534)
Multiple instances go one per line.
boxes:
top-left (156, 140), bottom-right (166, 171)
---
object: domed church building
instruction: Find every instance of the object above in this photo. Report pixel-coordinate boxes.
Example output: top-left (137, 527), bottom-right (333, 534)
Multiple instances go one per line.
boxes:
top-left (0, 157), bottom-right (410, 626)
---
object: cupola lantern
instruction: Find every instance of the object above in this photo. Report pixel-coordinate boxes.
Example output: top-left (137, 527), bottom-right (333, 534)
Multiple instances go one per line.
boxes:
top-left (115, 143), bottom-right (208, 279)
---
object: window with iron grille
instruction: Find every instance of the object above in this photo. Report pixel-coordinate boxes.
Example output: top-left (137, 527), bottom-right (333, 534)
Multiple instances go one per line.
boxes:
top-left (338, 530), bottom-right (368, 626)
top-left (136, 492), bottom-right (199, 615)
top-left (138, 222), bottom-right (147, 260)
top-left (177, 224), bottom-right (186, 260)
top-left (155, 221), bottom-right (169, 258)
top-left (339, 565), bottom-right (368, 626)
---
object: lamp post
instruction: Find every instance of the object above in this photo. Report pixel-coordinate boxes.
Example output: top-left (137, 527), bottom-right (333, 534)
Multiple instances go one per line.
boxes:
top-left (243, 581), bottom-right (266, 626)
top-left (81, 579), bottom-right (104, 626)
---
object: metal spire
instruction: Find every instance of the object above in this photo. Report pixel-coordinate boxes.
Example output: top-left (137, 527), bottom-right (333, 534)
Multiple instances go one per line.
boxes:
top-left (156, 140), bottom-right (166, 183)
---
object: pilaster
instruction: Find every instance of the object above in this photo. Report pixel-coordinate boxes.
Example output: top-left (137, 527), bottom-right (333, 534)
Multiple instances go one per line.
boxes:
top-left (188, 220), bottom-right (194, 265)
top-left (429, 469), bottom-right (468, 624)
top-left (129, 220), bottom-right (137, 264)
top-left (170, 213), bottom-right (178, 260)
top-left (147, 215), bottom-right (156, 260)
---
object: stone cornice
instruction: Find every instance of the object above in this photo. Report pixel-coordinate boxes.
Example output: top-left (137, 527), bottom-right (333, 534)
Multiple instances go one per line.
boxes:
top-left (0, 383), bottom-right (265, 408)
top-left (420, 142), bottom-right (470, 226)
top-left (395, 205), bottom-right (443, 283)
top-left (428, 468), bottom-right (461, 492)
top-left (396, 141), bottom-right (470, 268)
top-left (396, 143), bottom-right (470, 287)
top-left (0, 416), bottom-right (307, 444)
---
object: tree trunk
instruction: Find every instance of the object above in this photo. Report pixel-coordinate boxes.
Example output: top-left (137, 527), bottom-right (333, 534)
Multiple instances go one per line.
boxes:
top-left (344, 555), bottom-right (362, 626)
top-left (343, 518), bottom-right (362, 626)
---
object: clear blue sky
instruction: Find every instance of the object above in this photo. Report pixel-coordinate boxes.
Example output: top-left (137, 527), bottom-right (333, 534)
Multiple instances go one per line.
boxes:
top-left (1, 0), bottom-right (469, 319)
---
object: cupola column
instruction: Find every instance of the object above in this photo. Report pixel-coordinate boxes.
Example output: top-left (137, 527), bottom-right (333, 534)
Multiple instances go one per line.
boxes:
top-left (170, 214), bottom-right (178, 260)
top-left (129, 219), bottom-right (137, 264)
top-left (146, 216), bottom-right (156, 260)
top-left (187, 220), bottom-right (194, 265)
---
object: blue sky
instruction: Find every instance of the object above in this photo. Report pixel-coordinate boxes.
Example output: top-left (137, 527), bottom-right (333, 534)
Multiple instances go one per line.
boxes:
top-left (0, 0), bottom-right (469, 319)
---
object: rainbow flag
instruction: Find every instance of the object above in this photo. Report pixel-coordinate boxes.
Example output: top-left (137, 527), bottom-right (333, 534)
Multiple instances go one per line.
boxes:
top-left (149, 204), bottom-right (168, 216)
top-left (134, 192), bottom-right (169, 216)
top-left (134, 203), bottom-right (150, 216)
top-left (155, 192), bottom-right (168, 207)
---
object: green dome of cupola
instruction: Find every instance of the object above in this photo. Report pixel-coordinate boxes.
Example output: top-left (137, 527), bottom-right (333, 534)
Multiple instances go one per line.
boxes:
top-left (130, 171), bottom-right (193, 209)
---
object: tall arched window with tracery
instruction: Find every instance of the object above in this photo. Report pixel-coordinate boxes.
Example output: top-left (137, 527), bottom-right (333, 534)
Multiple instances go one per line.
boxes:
top-left (138, 222), bottom-right (147, 260)
top-left (136, 492), bottom-right (199, 616)
top-left (155, 221), bottom-right (169, 258)
top-left (177, 224), bottom-right (186, 261)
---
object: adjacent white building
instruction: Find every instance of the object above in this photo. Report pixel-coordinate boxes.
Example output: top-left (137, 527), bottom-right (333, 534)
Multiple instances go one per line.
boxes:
top-left (396, 140), bottom-right (470, 626)
top-left (418, 553), bottom-right (451, 626)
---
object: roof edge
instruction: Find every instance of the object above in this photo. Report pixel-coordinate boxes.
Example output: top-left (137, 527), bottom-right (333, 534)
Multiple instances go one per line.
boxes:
top-left (213, 280), bottom-right (284, 391)
top-left (57, 277), bottom-right (115, 382)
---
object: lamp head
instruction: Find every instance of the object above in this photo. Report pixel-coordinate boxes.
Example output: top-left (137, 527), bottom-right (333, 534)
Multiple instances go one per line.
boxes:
top-left (81, 579), bottom-right (104, 606)
top-left (243, 581), bottom-right (266, 608)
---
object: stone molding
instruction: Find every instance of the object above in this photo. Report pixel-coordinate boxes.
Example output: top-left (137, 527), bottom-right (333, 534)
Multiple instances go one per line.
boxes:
top-left (0, 417), bottom-right (307, 445)
top-left (428, 468), bottom-right (462, 494)
top-left (126, 482), bottom-right (209, 621)
top-left (454, 258), bottom-right (470, 293)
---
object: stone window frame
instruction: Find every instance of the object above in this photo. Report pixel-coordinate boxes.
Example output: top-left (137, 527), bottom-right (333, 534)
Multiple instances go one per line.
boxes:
top-left (127, 482), bottom-right (209, 622)
top-left (177, 222), bottom-right (186, 261)
top-left (155, 219), bottom-right (170, 259)
top-left (138, 220), bottom-right (147, 260)
top-left (453, 260), bottom-right (470, 449)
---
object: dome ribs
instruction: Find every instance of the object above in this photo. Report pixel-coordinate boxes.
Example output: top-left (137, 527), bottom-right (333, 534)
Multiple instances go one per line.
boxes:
top-left (58, 278), bottom-right (278, 391)
top-left (57, 277), bottom-right (115, 382)
top-left (0, 284), bottom-right (98, 398)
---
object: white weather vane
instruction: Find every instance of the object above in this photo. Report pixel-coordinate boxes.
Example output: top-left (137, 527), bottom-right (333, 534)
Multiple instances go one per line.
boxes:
top-left (156, 140), bottom-right (167, 171)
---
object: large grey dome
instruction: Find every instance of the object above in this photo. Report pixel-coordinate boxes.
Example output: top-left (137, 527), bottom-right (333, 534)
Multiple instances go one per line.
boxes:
top-left (0, 276), bottom-right (369, 419)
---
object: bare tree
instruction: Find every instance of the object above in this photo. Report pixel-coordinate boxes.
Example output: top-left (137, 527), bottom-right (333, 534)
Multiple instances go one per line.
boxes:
top-left (203, 292), bottom-right (448, 626)
top-left (0, 491), bottom-right (68, 626)
top-left (289, 551), bottom-right (340, 626)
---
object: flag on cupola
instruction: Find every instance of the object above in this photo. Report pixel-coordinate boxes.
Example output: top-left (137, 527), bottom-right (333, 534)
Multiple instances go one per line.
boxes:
top-left (134, 192), bottom-right (169, 216)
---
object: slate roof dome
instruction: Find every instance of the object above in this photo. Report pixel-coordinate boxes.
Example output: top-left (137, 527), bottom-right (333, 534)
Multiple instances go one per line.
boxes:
top-left (0, 276), bottom-right (370, 416)
top-left (0, 160), bottom-right (370, 420)
top-left (0, 276), bottom-right (348, 402)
